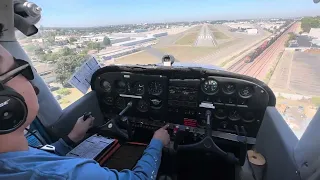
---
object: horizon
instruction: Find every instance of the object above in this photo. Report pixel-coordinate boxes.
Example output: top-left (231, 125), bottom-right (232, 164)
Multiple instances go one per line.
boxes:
top-left (33, 0), bottom-right (320, 27)
top-left (41, 17), bottom-right (303, 29)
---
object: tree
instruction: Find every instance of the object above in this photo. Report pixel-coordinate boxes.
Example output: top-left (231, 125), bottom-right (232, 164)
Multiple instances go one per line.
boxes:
top-left (285, 32), bottom-right (297, 47)
top-left (61, 47), bottom-right (75, 56)
top-left (39, 52), bottom-right (60, 63)
top-left (103, 37), bottom-right (111, 46)
top-left (24, 44), bottom-right (38, 53)
top-left (54, 55), bottom-right (87, 86)
top-left (87, 42), bottom-right (102, 52)
top-left (301, 17), bottom-right (320, 33)
top-left (34, 47), bottom-right (45, 55)
top-left (69, 37), bottom-right (77, 43)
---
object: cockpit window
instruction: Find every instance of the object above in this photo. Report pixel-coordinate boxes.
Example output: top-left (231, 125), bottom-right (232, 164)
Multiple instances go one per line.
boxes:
top-left (18, 0), bottom-right (320, 138)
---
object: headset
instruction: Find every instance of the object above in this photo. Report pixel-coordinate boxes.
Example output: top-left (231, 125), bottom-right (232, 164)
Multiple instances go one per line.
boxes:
top-left (0, 83), bottom-right (28, 134)
top-left (0, 59), bottom-right (33, 135)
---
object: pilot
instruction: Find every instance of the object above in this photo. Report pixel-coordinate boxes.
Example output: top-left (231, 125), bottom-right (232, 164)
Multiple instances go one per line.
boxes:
top-left (0, 43), bottom-right (170, 179)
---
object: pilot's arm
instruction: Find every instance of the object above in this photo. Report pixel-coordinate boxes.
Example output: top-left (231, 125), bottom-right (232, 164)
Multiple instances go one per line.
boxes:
top-left (68, 125), bottom-right (170, 180)
top-left (51, 115), bottom-right (95, 156)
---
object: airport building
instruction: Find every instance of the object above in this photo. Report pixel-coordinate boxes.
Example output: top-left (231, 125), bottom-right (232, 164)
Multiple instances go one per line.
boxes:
top-left (80, 35), bottom-right (105, 42)
top-left (288, 35), bottom-right (320, 51)
top-left (309, 28), bottom-right (320, 40)
top-left (132, 29), bottom-right (148, 33)
top-left (97, 46), bottom-right (144, 61)
top-left (111, 33), bottom-right (147, 38)
top-left (246, 28), bottom-right (258, 35)
top-left (112, 37), bottom-right (156, 46)
top-left (150, 32), bottom-right (168, 37)
top-left (110, 37), bottom-right (131, 44)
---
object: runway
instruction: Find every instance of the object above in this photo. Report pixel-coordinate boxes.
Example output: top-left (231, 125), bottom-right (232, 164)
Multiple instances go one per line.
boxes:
top-left (194, 24), bottom-right (217, 47)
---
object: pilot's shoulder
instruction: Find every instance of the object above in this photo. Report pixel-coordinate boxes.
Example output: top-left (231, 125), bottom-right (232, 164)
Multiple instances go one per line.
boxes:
top-left (0, 147), bottom-right (98, 180)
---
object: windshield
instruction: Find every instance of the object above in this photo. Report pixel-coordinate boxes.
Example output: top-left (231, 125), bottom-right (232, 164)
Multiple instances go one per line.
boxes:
top-left (18, 0), bottom-right (320, 139)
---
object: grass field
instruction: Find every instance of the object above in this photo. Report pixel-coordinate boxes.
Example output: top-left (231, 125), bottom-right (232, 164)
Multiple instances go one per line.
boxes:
top-left (175, 32), bottom-right (198, 45)
top-left (53, 88), bottom-right (84, 109)
top-left (115, 51), bottom-right (160, 65)
top-left (213, 31), bottom-right (229, 39)
top-left (208, 24), bottom-right (230, 40)
top-left (156, 46), bottom-right (217, 61)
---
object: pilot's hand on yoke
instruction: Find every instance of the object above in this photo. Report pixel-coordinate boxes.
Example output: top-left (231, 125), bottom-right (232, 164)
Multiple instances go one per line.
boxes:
top-left (153, 124), bottom-right (170, 146)
top-left (68, 115), bottom-right (95, 143)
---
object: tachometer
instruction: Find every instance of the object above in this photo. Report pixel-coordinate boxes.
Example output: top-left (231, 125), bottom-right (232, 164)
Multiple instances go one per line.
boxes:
top-left (201, 79), bottom-right (218, 95)
top-left (133, 82), bottom-right (145, 95)
top-left (137, 99), bottom-right (150, 112)
top-left (148, 81), bottom-right (163, 95)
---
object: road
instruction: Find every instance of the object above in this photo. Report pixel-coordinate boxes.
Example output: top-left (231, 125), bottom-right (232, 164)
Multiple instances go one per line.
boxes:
top-left (194, 24), bottom-right (217, 47)
top-left (227, 23), bottom-right (299, 81)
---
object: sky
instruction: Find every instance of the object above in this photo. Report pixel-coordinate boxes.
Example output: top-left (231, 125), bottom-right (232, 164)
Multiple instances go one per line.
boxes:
top-left (32, 0), bottom-right (320, 27)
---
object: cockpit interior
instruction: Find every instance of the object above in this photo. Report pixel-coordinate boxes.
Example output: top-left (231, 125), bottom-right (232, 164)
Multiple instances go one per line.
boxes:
top-left (86, 65), bottom-right (275, 179)
top-left (1, 0), bottom-right (320, 180)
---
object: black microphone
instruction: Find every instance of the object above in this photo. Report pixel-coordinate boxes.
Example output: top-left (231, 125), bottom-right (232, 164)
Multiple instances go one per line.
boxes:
top-left (83, 112), bottom-right (92, 121)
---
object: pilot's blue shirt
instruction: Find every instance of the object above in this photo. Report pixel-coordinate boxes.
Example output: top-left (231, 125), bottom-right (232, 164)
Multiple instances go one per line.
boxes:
top-left (0, 139), bottom-right (163, 180)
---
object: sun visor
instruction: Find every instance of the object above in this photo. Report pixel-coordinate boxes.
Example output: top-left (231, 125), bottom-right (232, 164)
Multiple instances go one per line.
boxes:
top-left (14, 14), bottom-right (38, 37)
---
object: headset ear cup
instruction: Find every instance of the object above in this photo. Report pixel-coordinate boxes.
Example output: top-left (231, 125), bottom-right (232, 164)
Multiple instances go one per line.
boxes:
top-left (0, 85), bottom-right (28, 135)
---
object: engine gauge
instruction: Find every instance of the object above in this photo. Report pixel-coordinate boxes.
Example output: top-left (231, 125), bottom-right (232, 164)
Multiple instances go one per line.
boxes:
top-left (115, 81), bottom-right (126, 93)
top-left (103, 96), bottom-right (113, 105)
top-left (148, 81), bottom-right (163, 95)
top-left (222, 83), bottom-right (236, 94)
top-left (242, 112), bottom-right (255, 123)
top-left (133, 82), bottom-right (145, 95)
top-left (137, 99), bottom-right (150, 112)
top-left (115, 97), bottom-right (126, 109)
top-left (239, 86), bottom-right (253, 98)
top-left (100, 80), bottom-right (112, 93)
top-left (201, 79), bottom-right (218, 95)
top-left (214, 109), bottom-right (227, 120)
top-left (228, 110), bottom-right (241, 121)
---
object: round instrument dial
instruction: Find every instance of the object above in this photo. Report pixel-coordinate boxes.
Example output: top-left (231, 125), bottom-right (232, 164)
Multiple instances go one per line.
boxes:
top-left (228, 110), bottom-right (241, 121)
top-left (201, 79), bottom-right (218, 95)
top-left (133, 82), bottom-right (145, 95)
top-left (137, 99), bottom-right (150, 112)
top-left (150, 99), bottom-right (162, 109)
top-left (242, 112), bottom-right (255, 123)
top-left (100, 80), bottom-right (112, 93)
top-left (115, 81), bottom-right (126, 93)
top-left (115, 97), bottom-right (126, 109)
top-left (214, 109), bottom-right (227, 120)
top-left (222, 83), bottom-right (236, 94)
top-left (103, 96), bottom-right (113, 105)
top-left (148, 81), bottom-right (163, 95)
top-left (239, 86), bottom-right (253, 98)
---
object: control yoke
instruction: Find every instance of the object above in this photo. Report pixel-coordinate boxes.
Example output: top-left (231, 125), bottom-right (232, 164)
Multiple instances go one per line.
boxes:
top-left (174, 110), bottom-right (240, 164)
top-left (90, 102), bottom-right (133, 140)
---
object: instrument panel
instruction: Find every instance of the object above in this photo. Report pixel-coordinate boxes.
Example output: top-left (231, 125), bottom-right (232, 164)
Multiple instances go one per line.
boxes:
top-left (92, 68), bottom-right (272, 138)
